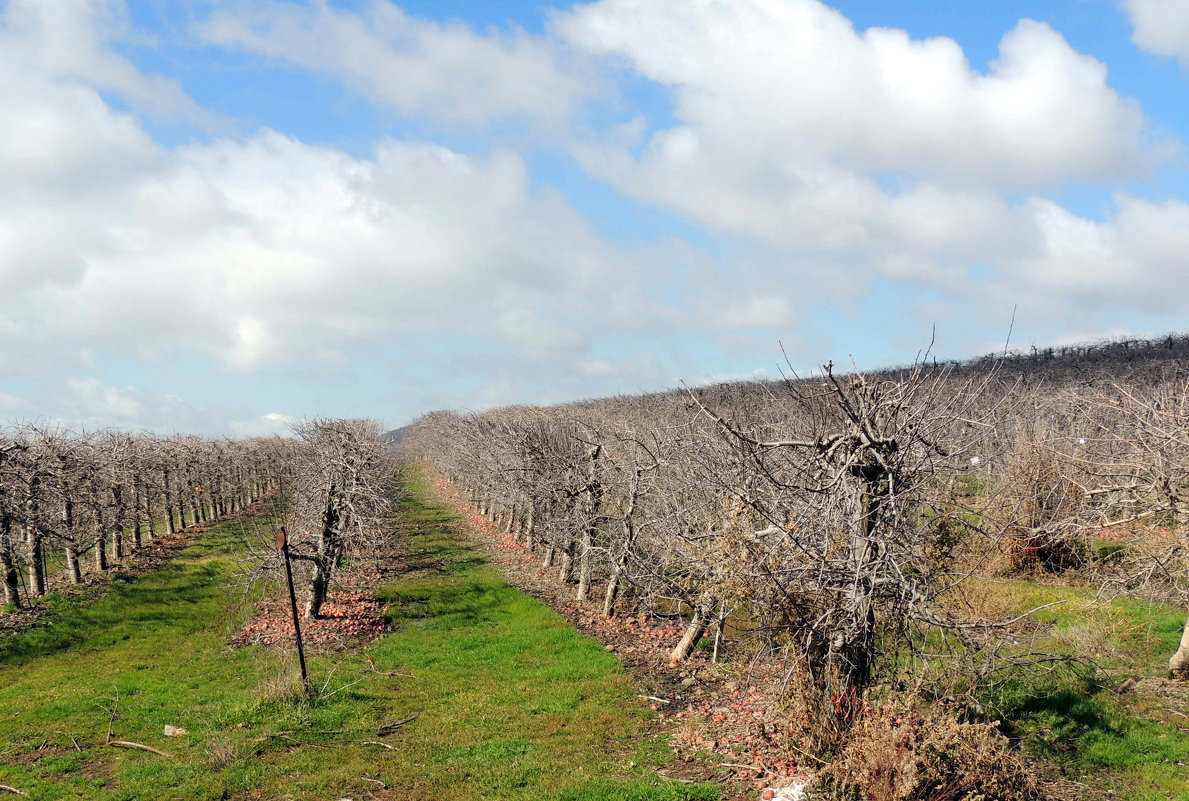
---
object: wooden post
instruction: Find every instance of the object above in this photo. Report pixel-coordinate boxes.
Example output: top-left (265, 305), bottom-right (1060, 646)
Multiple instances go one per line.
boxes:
top-left (276, 527), bottom-right (310, 695)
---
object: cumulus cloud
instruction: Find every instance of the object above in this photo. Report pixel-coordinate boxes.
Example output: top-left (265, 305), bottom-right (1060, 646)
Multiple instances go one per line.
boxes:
top-left (554, 0), bottom-right (1184, 324)
top-left (4, 0), bottom-right (1188, 434)
top-left (0, 0), bottom-right (216, 124)
top-left (1007, 194), bottom-right (1189, 310)
top-left (0, 391), bottom-right (35, 417)
top-left (1122, 0), bottom-right (1189, 63)
top-left (0, 95), bottom-right (629, 373)
top-left (557, 0), bottom-right (1158, 189)
top-left (195, 0), bottom-right (594, 130)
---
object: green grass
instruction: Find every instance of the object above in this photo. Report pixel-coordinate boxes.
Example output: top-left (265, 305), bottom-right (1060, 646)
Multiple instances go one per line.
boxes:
top-left (969, 578), bottom-right (1189, 801)
top-left (0, 471), bottom-right (718, 801)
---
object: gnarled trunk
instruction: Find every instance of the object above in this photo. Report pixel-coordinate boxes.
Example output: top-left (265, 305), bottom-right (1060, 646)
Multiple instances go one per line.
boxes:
top-left (670, 593), bottom-right (716, 663)
top-left (304, 558), bottom-right (331, 619)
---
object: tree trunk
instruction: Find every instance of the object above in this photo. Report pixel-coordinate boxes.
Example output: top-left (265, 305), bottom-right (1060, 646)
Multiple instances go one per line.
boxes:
top-left (523, 504), bottom-right (536, 549)
top-left (62, 499), bottom-right (84, 583)
top-left (131, 484), bottom-right (143, 550)
top-left (305, 489), bottom-right (341, 619)
top-left (27, 525), bottom-right (44, 597)
top-left (144, 488), bottom-right (155, 542)
top-left (670, 594), bottom-right (715, 663)
top-left (94, 530), bottom-right (109, 572)
top-left (305, 559), bottom-right (330, 619)
top-left (827, 468), bottom-right (885, 696)
top-left (605, 483), bottom-right (641, 619)
top-left (558, 541), bottom-right (574, 583)
top-left (1, 515), bottom-right (22, 609)
top-left (575, 528), bottom-right (593, 601)
top-left (575, 446), bottom-right (603, 602)
top-left (1169, 612), bottom-right (1189, 680)
top-left (602, 563), bottom-right (622, 618)
top-left (65, 545), bottom-right (82, 584)
top-left (164, 467), bottom-right (177, 535)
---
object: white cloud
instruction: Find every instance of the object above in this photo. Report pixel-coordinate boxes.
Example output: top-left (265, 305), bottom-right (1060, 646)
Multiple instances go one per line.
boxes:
top-left (1006, 194), bottom-right (1189, 310)
top-left (557, 0), bottom-right (1159, 190)
top-left (0, 110), bottom-right (623, 372)
top-left (228, 412), bottom-right (297, 438)
top-left (6, 0), bottom-right (1188, 435)
top-left (0, 0), bottom-right (216, 124)
top-left (706, 293), bottom-right (797, 330)
top-left (495, 308), bottom-right (588, 357)
top-left (0, 377), bottom-right (299, 437)
top-left (1123, 0), bottom-right (1189, 63)
top-left (553, 0), bottom-right (1185, 325)
top-left (0, 390), bottom-right (35, 417)
top-left (49, 378), bottom-right (255, 435)
top-left (195, 0), bottom-right (593, 131)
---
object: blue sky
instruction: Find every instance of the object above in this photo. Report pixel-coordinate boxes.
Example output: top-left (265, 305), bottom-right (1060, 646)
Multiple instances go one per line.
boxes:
top-left (2, 0), bottom-right (1188, 435)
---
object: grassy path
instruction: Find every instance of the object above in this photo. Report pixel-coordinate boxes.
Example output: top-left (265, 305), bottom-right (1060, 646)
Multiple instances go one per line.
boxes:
top-left (0, 472), bottom-right (717, 801)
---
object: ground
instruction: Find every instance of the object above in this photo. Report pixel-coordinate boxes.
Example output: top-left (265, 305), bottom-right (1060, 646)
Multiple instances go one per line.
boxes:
top-left (0, 473), bottom-right (719, 801)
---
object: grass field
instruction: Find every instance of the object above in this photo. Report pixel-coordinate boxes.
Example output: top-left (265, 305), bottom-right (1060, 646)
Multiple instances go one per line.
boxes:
top-left (0, 473), bottom-right (718, 801)
top-left (970, 578), bottom-right (1189, 801)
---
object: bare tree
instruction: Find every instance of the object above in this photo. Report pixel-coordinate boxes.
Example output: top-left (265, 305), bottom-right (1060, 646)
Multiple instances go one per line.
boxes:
top-left (285, 419), bottom-right (395, 618)
top-left (1061, 376), bottom-right (1189, 679)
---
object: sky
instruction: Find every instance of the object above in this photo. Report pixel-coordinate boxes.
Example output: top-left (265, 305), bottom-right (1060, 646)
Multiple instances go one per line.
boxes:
top-left (2, 0), bottom-right (1189, 436)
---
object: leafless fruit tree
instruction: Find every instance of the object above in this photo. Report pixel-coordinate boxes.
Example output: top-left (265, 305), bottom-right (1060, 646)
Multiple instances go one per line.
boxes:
top-left (282, 419), bottom-right (395, 618)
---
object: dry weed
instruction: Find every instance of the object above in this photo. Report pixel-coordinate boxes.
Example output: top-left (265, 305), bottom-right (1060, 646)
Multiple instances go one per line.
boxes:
top-left (823, 699), bottom-right (1043, 801)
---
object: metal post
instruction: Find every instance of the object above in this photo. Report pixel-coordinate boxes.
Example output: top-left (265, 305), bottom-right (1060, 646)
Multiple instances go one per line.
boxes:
top-left (276, 527), bottom-right (309, 695)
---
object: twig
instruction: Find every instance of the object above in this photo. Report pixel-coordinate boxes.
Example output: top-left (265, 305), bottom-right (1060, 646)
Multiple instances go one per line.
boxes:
top-left (361, 777), bottom-right (387, 789)
top-left (97, 686), bottom-right (120, 744)
top-left (377, 713), bottom-right (419, 734)
top-left (362, 741), bottom-right (395, 749)
top-left (0, 785), bottom-right (29, 797)
top-left (637, 695), bottom-right (670, 704)
top-left (70, 735), bottom-right (81, 752)
top-left (109, 740), bottom-right (173, 758)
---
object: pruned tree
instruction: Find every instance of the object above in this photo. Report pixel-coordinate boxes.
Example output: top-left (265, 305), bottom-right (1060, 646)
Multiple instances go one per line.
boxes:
top-left (286, 419), bottom-right (395, 618)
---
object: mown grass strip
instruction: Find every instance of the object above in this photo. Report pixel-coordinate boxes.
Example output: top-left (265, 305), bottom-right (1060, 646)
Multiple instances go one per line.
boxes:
top-left (0, 471), bottom-right (718, 801)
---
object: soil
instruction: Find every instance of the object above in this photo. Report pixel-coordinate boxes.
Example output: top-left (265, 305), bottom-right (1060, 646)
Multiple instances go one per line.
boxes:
top-left (229, 572), bottom-right (392, 654)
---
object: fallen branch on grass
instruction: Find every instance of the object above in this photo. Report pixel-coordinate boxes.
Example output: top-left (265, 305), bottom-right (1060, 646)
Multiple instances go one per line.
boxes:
top-left (0, 785), bottom-right (29, 797)
top-left (377, 714), bottom-right (419, 735)
top-left (109, 740), bottom-right (174, 758)
top-left (363, 740), bottom-right (396, 749)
